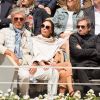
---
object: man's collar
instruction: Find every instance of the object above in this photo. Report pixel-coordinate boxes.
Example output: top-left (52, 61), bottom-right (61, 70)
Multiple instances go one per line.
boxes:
top-left (10, 24), bottom-right (24, 33)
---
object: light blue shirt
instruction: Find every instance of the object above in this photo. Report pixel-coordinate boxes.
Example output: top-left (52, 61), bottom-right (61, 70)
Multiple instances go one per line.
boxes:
top-left (14, 28), bottom-right (23, 59)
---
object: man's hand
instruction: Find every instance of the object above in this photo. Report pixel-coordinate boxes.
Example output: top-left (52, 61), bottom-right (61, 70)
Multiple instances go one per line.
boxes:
top-left (76, 44), bottom-right (82, 49)
top-left (4, 49), bottom-right (20, 65)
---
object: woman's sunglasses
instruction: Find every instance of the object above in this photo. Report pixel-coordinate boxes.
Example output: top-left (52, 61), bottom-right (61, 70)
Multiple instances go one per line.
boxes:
top-left (41, 24), bottom-right (51, 30)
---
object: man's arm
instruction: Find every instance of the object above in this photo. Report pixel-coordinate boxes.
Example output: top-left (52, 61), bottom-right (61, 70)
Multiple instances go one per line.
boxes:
top-left (47, 0), bottom-right (57, 10)
top-left (69, 34), bottom-right (97, 58)
top-left (0, 29), bottom-right (19, 65)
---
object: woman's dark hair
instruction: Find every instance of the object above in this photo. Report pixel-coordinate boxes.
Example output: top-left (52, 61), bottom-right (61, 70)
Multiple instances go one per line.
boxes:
top-left (42, 19), bottom-right (55, 37)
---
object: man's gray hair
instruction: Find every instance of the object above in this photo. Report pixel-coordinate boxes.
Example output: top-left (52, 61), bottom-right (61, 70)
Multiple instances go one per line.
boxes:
top-left (10, 7), bottom-right (26, 17)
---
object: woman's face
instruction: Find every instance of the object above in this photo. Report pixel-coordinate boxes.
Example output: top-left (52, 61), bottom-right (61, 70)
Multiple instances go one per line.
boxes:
top-left (20, 0), bottom-right (30, 7)
top-left (66, 0), bottom-right (77, 10)
top-left (41, 21), bottom-right (53, 38)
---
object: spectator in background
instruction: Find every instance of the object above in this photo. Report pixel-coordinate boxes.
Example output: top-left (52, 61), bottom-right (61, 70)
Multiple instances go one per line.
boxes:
top-left (0, 0), bottom-right (14, 29)
top-left (69, 17), bottom-right (98, 93)
top-left (52, 0), bottom-right (84, 39)
top-left (36, 0), bottom-right (57, 15)
top-left (84, 0), bottom-right (100, 35)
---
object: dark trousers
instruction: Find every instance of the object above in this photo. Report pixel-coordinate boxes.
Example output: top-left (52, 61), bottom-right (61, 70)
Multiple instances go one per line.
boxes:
top-left (73, 61), bottom-right (99, 93)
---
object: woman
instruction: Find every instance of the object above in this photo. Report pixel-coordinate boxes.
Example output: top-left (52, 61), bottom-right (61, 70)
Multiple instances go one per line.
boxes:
top-left (30, 19), bottom-right (74, 95)
top-left (52, 0), bottom-right (84, 39)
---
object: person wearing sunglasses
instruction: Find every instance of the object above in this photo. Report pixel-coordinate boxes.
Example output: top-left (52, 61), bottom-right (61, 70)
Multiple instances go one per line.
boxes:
top-left (69, 17), bottom-right (99, 94)
top-left (28, 19), bottom-right (74, 96)
top-left (0, 7), bottom-right (34, 95)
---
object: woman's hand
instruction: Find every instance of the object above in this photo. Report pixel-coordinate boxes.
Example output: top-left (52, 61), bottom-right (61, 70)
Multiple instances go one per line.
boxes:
top-left (76, 44), bottom-right (82, 49)
top-left (39, 60), bottom-right (49, 70)
top-left (29, 67), bottom-right (37, 75)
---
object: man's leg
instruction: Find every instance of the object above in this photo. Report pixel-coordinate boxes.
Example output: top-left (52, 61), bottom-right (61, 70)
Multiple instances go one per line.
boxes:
top-left (92, 69), bottom-right (100, 79)
top-left (18, 68), bottom-right (30, 95)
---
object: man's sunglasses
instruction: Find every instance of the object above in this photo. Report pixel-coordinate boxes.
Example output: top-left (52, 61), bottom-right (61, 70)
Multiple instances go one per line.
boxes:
top-left (14, 17), bottom-right (24, 22)
top-left (41, 24), bottom-right (51, 30)
top-left (77, 25), bottom-right (86, 29)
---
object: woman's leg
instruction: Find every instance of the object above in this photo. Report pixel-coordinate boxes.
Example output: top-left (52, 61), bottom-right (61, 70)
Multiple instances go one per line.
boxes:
top-left (33, 68), bottom-right (59, 96)
top-left (48, 69), bottom-right (59, 95)
top-left (59, 69), bottom-right (74, 94)
top-left (59, 70), bottom-right (67, 94)
top-left (66, 75), bottom-right (74, 94)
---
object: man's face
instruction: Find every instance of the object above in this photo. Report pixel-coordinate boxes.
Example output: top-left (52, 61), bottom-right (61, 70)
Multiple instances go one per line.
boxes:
top-left (77, 20), bottom-right (91, 35)
top-left (12, 12), bottom-right (25, 29)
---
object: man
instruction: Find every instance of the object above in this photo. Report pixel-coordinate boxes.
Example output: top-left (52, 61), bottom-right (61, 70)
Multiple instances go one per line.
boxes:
top-left (0, 7), bottom-right (33, 64)
top-left (83, 0), bottom-right (100, 35)
top-left (0, 7), bottom-right (34, 95)
top-left (69, 17), bottom-right (98, 93)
